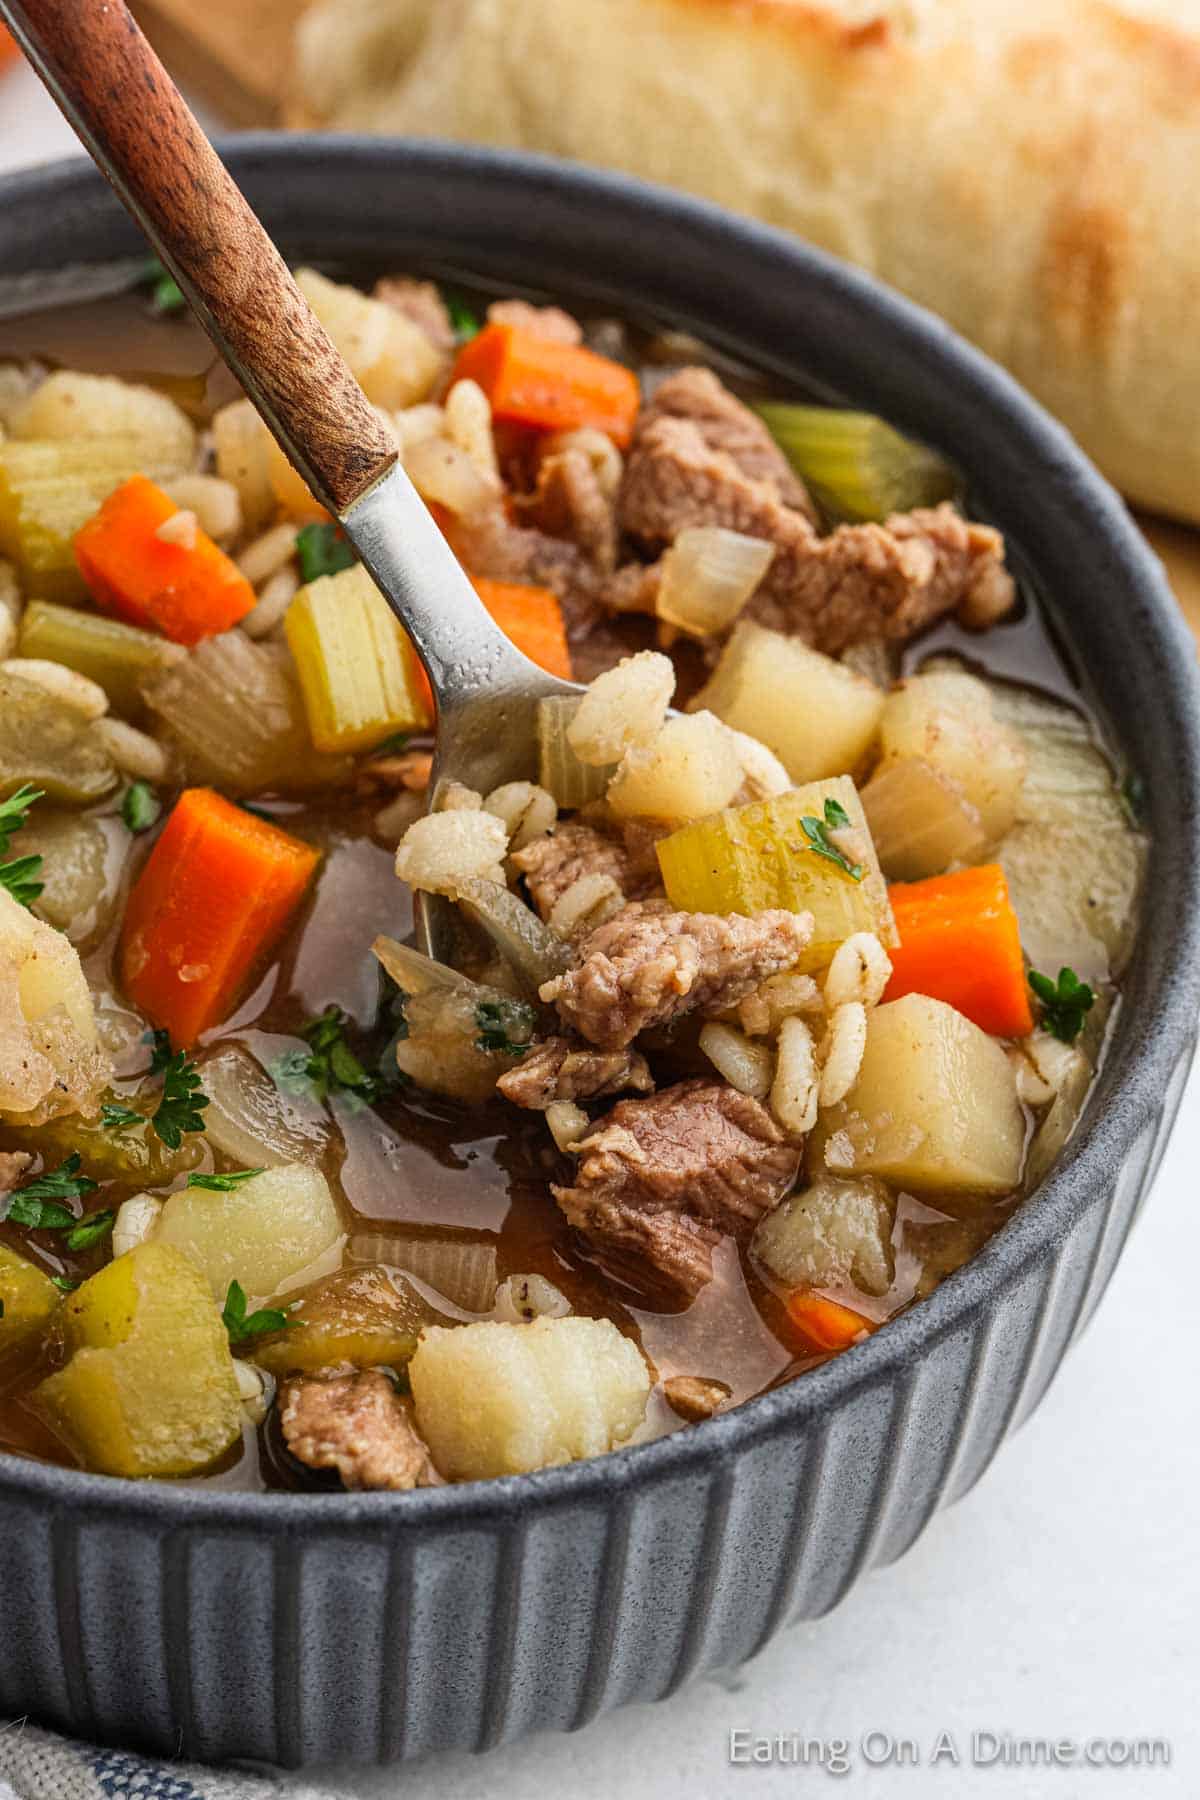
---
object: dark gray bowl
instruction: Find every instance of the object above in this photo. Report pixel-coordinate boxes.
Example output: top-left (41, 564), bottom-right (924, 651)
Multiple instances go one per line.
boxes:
top-left (1, 138), bottom-right (1197, 1769)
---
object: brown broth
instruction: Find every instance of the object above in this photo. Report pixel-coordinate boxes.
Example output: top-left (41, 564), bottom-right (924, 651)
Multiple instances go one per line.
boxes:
top-left (0, 272), bottom-right (1130, 1486)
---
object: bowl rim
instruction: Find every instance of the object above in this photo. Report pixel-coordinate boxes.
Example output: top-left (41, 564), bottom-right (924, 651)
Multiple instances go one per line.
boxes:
top-left (1, 134), bottom-right (1198, 1529)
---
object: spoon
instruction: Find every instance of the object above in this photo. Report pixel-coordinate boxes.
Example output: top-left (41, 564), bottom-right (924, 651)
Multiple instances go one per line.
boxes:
top-left (1, 0), bottom-right (582, 962)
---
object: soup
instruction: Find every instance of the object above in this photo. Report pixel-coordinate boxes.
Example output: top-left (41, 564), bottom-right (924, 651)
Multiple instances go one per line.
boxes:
top-left (0, 268), bottom-right (1143, 1490)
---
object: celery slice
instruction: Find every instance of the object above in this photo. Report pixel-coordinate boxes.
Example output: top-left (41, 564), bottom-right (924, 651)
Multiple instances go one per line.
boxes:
top-left (537, 695), bottom-right (614, 808)
top-left (754, 403), bottom-right (958, 523)
top-left (655, 775), bottom-right (896, 970)
top-left (0, 434), bottom-right (192, 600)
top-left (285, 564), bottom-right (432, 754)
top-left (19, 600), bottom-right (183, 719)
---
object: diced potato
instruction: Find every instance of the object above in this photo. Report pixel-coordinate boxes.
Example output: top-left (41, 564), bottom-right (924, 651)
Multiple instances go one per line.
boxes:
top-left (607, 710), bottom-right (743, 824)
top-left (878, 667), bottom-right (1026, 843)
top-left (32, 1243), bottom-right (241, 1478)
top-left (9, 372), bottom-right (197, 470)
top-left (153, 1163), bottom-right (344, 1303)
top-left (0, 435), bottom-right (193, 600)
top-left (990, 683), bottom-right (1144, 981)
top-left (285, 564), bottom-right (432, 752)
top-left (568, 651), bottom-right (674, 766)
top-left (0, 1241), bottom-right (60, 1366)
top-left (753, 1174), bottom-right (895, 1296)
top-left (0, 886), bottom-right (110, 1124)
top-left (212, 399), bottom-right (276, 535)
top-left (691, 621), bottom-right (884, 782)
top-left (860, 755), bottom-right (986, 880)
top-left (250, 1264), bottom-right (440, 1376)
top-left (296, 269), bottom-right (443, 409)
top-left (410, 1315), bottom-right (649, 1480)
top-left (656, 775), bottom-right (896, 971)
top-left (814, 994), bottom-right (1024, 1195)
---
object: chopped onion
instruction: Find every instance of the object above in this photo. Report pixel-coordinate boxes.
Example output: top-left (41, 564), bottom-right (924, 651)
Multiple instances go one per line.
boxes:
top-left (350, 1232), bottom-right (498, 1314)
top-left (372, 934), bottom-right (478, 998)
top-left (454, 878), bottom-right (571, 996)
top-left (200, 1043), bottom-right (333, 1168)
top-left (860, 756), bottom-right (986, 882)
top-left (655, 527), bottom-right (774, 637)
top-left (537, 695), bottom-right (615, 808)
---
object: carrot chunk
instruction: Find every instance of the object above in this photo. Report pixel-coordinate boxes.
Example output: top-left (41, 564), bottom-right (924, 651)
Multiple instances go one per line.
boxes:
top-left (786, 1292), bottom-right (874, 1353)
top-left (75, 475), bottom-right (256, 646)
top-left (884, 862), bottom-right (1033, 1038)
top-left (0, 26), bottom-right (19, 68)
top-left (119, 788), bottom-right (320, 1047)
top-left (452, 323), bottom-right (641, 448)
top-left (472, 577), bottom-right (572, 680)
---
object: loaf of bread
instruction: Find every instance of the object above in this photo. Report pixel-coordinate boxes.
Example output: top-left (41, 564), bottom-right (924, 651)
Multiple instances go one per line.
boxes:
top-left (291, 0), bottom-right (1200, 525)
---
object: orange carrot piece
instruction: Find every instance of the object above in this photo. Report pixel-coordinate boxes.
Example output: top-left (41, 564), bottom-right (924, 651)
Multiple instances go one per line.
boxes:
top-left (472, 577), bottom-right (572, 680)
top-left (452, 323), bottom-right (641, 448)
top-left (119, 789), bottom-right (320, 1048)
top-left (0, 26), bottom-right (19, 68)
top-left (75, 475), bottom-right (256, 646)
top-left (786, 1292), bottom-right (874, 1354)
top-left (884, 862), bottom-right (1033, 1038)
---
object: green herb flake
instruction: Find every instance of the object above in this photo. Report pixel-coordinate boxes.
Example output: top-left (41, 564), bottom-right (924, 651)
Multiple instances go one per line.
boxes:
top-left (0, 783), bottom-right (44, 855)
top-left (186, 1168), bottom-right (265, 1193)
top-left (475, 997), bottom-right (536, 1056)
top-left (295, 522), bottom-right (356, 585)
top-left (122, 781), bottom-right (162, 834)
top-left (66, 1209), bottom-right (115, 1253)
top-left (1121, 771), bottom-right (1147, 828)
top-left (151, 1050), bottom-right (210, 1149)
top-left (0, 782), bottom-right (45, 909)
top-left (799, 797), bottom-right (864, 882)
top-left (50, 1275), bottom-right (79, 1294)
top-left (444, 293), bottom-right (481, 342)
top-left (101, 1101), bottom-right (144, 1132)
top-left (221, 1279), bottom-right (292, 1346)
top-left (1028, 966), bottom-right (1096, 1046)
top-left (141, 258), bottom-right (186, 316)
top-left (144, 1028), bottom-right (173, 1075)
top-left (370, 732), bottom-right (411, 758)
top-left (3, 1155), bottom-right (98, 1232)
top-left (272, 1005), bottom-right (392, 1109)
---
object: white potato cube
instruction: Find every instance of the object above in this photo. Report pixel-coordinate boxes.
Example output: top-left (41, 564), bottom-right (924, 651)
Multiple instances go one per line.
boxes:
top-left (296, 268), bottom-right (443, 408)
top-left (815, 994), bottom-right (1024, 1194)
top-left (0, 887), bottom-right (109, 1122)
top-left (154, 1163), bottom-right (343, 1302)
top-left (568, 651), bottom-right (675, 767)
top-left (607, 710), bottom-right (742, 824)
top-left (753, 1174), bottom-right (896, 1296)
top-left (879, 667), bottom-right (1026, 843)
top-left (410, 1315), bottom-right (649, 1480)
top-left (691, 621), bottom-right (884, 782)
top-left (10, 371), bottom-right (197, 471)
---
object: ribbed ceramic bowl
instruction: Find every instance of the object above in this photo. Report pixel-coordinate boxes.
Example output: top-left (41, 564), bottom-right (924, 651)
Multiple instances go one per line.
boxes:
top-left (1, 139), bottom-right (1197, 1769)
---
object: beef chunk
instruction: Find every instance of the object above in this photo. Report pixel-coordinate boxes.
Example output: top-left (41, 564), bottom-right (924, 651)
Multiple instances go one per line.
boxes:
top-left (542, 902), bottom-right (812, 1049)
top-left (663, 1375), bottom-right (731, 1421)
top-left (487, 299), bottom-right (583, 345)
top-left (620, 383), bottom-right (1014, 652)
top-left (497, 1035), bottom-right (654, 1109)
top-left (373, 277), bottom-right (455, 354)
top-left (279, 1371), bottom-right (437, 1492)
top-left (554, 1080), bottom-right (801, 1298)
top-left (512, 820), bottom-right (660, 921)
top-left (641, 367), bottom-right (817, 520)
top-left (514, 447), bottom-right (618, 572)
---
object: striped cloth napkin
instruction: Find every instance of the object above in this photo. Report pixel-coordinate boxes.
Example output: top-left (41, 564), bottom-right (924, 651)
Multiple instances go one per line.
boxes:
top-left (0, 1722), bottom-right (335, 1800)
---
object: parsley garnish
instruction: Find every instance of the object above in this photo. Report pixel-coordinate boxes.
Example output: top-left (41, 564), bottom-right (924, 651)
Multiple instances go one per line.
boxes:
top-left (221, 1279), bottom-right (291, 1346)
top-left (101, 1101), bottom-right (144, 1132)
top-left (444, 292), bottom-right (481, 342)
top-left (3, 1156), bottom-right (98, 1233)
top-left (370, 732), bottom-right (411, 758)
top-left (295, 522), bottom-right (356, 584)
top-left (142, 257), bottom-right (185, 316)
top-left (51, 1275), bottom-right (79, 1293)
top-left (1121, 771), bottom-right (1146, 828)
top-left (151, 1049), bottom-right (210, 1149)
top-left (475, 997), bottom-right (536, 1056)
top-left (186, 1168), bottom-right (264, 1192)
top-left (121, 782), bottom-right (161, 834)
top-left (144, 1028), bottom-right (173, 1075)
top-left (1028, 966), bottom-right (1096, 1045)
top-left (800, 797), bottom-right (864, 882)
top-left (273, 1006), bottom-right (389, 1108)
top-left (0, 782), bottom-right (44, 908)
top-left (65, 1209), bottom-right (115, 1253)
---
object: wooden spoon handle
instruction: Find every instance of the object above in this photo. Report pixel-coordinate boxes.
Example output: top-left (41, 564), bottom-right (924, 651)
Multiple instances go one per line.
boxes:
top-left (2, 0), bottom-right (396, 513)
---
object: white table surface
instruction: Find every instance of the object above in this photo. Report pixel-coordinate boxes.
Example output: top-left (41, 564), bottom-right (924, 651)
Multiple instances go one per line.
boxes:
top-left (1, 58), bottom-right (1197, 1800)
